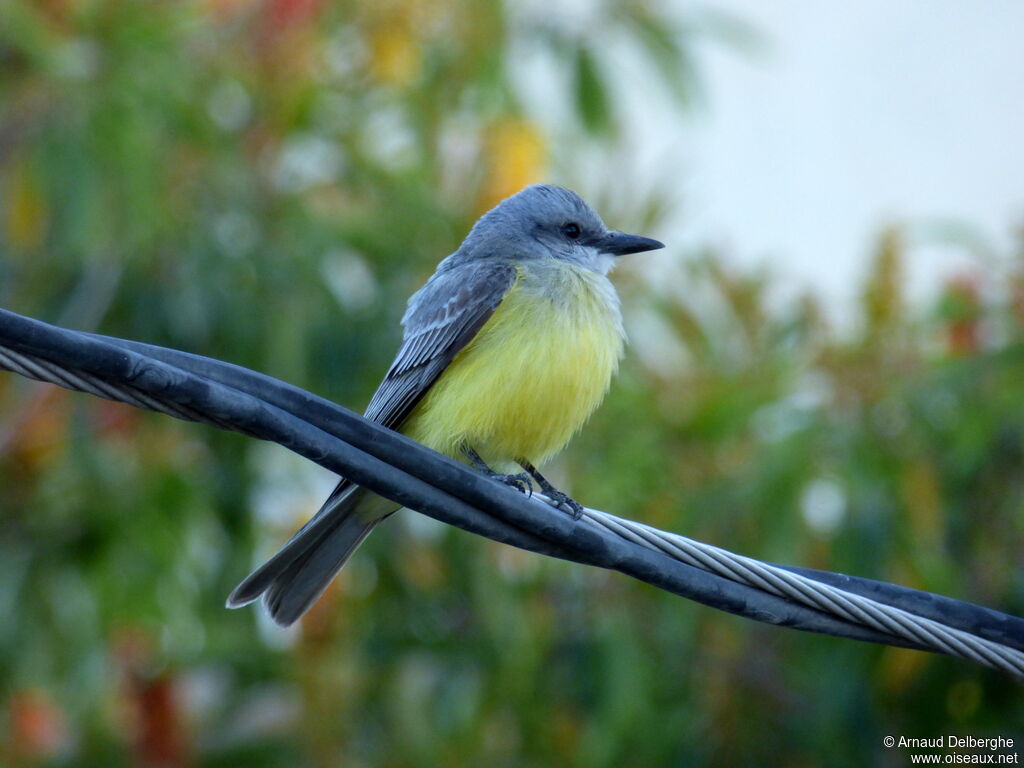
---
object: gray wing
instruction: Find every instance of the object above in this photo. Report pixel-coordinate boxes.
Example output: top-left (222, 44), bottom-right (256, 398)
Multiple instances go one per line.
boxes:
top-left (313, 260), bottom-right (516, 513)
top-left (229, 261), bottom-right (518, 616)
top-left (364, 260), bottom-right (518, 430)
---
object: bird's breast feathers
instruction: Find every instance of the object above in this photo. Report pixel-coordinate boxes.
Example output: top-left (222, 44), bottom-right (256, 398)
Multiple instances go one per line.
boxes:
top-left (402, 262), bottom-right (625, 466)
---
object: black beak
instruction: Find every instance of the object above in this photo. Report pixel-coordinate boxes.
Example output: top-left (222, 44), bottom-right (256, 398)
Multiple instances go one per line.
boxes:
top-left (594, 230), bottom-right (665, 256)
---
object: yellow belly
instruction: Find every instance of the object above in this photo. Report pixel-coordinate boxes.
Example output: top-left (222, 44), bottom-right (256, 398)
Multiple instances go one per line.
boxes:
top-left (401, 265), bottom-right (624, 468)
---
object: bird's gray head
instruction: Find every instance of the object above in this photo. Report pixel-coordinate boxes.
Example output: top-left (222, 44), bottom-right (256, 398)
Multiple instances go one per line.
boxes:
top-left (454, 184), bottom-right (664, 274)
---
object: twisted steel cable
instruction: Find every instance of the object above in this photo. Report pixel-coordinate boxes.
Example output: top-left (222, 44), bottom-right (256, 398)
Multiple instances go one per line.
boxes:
top-left (575, 505), bottom-right (1024, 675)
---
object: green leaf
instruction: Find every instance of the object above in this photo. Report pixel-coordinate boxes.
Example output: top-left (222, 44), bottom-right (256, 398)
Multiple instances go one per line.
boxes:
top-left (574, 45), bottom-right (614, 136)
top-left (630, 12), bottom-right (700, 109)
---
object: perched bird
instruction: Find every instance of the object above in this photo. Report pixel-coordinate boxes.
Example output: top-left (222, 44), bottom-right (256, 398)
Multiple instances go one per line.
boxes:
top-left (228, 184), bottom-right (664, 625)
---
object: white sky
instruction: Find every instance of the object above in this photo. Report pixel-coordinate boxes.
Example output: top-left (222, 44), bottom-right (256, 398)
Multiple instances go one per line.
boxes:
top-left (668, 0), bottom-right (1024, 314)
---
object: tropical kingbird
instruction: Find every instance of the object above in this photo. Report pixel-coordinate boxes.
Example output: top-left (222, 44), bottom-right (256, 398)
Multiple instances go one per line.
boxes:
top-left (228, 184), bottom-right (664, 625)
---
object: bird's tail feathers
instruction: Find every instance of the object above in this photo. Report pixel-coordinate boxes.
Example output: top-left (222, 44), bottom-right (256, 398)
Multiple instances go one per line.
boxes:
top-left (227, 484), bottom-right (386, 626)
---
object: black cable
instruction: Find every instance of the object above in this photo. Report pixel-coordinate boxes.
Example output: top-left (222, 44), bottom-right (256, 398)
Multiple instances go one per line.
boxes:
top-left (2, 307), bottom-right (1022, 668)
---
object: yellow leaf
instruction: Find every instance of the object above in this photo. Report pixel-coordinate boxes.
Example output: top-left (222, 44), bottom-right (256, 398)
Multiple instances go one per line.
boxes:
top-left (879, 645), bottom-right (929, 693)
top-left (368, 26), bottom-right (419, 86)
top-left (480, 118), bottom-right (547, 211)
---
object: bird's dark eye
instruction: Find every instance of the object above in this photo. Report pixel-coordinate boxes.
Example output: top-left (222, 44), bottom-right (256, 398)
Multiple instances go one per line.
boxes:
top-left (561, 222), bottom-right (582, 240)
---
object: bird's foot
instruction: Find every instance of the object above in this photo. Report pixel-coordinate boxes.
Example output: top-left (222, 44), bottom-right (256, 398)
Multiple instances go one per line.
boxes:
top-left (492, 471), bottom-right (534, 497)
top-left (464, 446), bottom-right (534, 497)
top-left (542, 488), bottom-right (584, 520)
top-left (518, 460), bottom-right (585, 520)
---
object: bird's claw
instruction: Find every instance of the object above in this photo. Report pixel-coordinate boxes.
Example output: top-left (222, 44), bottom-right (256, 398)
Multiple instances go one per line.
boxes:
top-left (496, 471), bottom-right (533, 497)
top-left (546, 490), bottom-right (584, 520)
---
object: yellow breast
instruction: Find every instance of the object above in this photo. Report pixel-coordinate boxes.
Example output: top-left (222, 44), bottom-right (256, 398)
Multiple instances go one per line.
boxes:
top-left (402, 263), bottom-right (625, 468)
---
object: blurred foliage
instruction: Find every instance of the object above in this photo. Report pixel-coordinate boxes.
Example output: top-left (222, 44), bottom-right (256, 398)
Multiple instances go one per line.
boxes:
top-left (1, 0), bottom-right (1022, 766)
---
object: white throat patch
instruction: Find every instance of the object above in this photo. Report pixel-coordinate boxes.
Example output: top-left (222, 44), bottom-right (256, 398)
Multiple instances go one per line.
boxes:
top-left (583, 247), bottom-right (617, 276)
